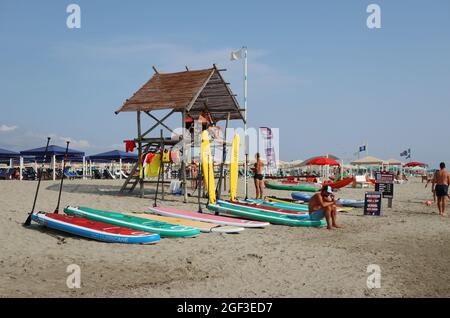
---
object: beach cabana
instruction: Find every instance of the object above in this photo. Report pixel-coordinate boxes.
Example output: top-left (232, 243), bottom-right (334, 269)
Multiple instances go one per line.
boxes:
top-left (0, 148), bottom-right (20, 167)
top-left (383, 159), bottom-right (403, 173)
top-left (0, 148), bottom-right (20, 159)
top-left (350, 156), bottom-right (384, 166)
top-left (87, 150), bottom-right (138, 180)
top-left (350, 156), bottom-right (384, 177)
top-left (21, 145), bottom-right (85, 180)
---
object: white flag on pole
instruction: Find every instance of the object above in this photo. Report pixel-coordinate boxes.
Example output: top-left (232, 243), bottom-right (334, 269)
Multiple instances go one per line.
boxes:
top-left (230, 48), bottom-right (244, 61)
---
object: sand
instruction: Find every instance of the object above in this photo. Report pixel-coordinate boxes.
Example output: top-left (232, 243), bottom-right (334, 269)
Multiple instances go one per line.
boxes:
top-left (1, 177), bottom-right (449, 298)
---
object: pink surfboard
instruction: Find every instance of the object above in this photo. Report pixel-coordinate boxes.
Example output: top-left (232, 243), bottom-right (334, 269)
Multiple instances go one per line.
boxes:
top-left (148, 206), bottom-right (270, 228)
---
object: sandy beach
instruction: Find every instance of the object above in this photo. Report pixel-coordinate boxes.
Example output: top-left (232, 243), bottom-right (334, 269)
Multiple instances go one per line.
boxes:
top-left (1, 177), bottom-right (449, 298)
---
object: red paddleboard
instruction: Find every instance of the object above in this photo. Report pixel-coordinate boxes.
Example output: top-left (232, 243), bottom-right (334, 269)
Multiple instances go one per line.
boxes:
top-left (32, 212), bottom-right (160, 244)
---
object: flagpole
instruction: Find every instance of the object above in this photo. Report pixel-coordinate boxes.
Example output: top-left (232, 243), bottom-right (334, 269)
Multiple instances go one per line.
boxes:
top-left (243, 46), bottom-right (249, 200)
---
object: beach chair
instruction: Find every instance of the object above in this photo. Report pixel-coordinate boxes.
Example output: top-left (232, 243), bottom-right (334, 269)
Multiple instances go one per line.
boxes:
top-left (0, 167), bottom-right (13, 180)
top-left (0, 168), bottom-right (6, 179)
top-left (22, 167), bottom-right (36, 180)
top-left (69, 171), bottom-right (79, 178)
top-left (354, 175), bottom-right (372, 188)
top-left (92, 169), bottom-right (102, 179)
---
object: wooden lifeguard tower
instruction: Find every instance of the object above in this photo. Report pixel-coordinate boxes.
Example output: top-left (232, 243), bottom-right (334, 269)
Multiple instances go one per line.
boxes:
top-left (115, 65), bottom-right (245, 201)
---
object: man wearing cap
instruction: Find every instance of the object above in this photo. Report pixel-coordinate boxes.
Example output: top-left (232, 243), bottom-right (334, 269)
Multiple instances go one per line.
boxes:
top-left (308, 185), bottom-right (341, 230)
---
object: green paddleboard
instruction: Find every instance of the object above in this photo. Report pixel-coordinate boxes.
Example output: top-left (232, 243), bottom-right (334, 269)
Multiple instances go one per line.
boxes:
top-left (64, 206), bottom-right (200, 238)
top-left (208, 201), bottom-right (326, 227)
top-left (264, 182), bottom-right (319, 192)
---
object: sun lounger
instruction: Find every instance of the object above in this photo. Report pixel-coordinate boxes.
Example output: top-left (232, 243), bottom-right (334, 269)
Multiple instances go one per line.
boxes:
top-left (0, 168), bottom-right (6, 179)
top-left (354, 175), bottom-right (372, 188)
top-left (103, 169), bottom-right (115, 179)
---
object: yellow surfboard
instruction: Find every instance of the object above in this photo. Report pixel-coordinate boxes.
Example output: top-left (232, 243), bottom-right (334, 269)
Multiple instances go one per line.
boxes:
top-left (148, 153), bottom-right (161, 177)
top-left (229, 134), bottom-right (240, 201)
top-left (201, 130), bottom-right (216, 204)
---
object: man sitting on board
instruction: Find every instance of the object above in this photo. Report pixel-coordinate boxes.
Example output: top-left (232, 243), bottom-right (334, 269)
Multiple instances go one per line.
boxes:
top-left (308, 185), bottom-right (341, 230)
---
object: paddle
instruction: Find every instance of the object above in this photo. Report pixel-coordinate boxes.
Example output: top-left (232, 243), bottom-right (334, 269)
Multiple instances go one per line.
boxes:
top-left (153, 131), bottom-right (164, 207)
top-left (197, 161), bottom-right (203, 213)
top-left (54, 141), bottom-right (70, 213)
top-left (23, 137), bottom-right (51, 226)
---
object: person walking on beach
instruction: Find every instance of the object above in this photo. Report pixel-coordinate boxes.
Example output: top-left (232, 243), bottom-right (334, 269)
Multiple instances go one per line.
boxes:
top-left (309, 185), bottom-right (341, 230)
top-left (425, 178), bottom-right (436, 203)
top-left (431, 162), bottom-right (450, 216)
top-left (253, 153), bottom-right (264, 199)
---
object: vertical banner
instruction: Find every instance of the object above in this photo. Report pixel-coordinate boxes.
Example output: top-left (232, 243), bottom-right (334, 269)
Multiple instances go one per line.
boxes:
top-left (260, 127), bottom-right (277, 175)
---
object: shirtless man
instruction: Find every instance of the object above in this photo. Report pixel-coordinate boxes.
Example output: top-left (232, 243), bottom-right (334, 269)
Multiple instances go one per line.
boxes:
top-left (253, 153), bottom-right (264, 199)
top-left (432, 162), bottom-right (450, 216)
top-left (308, 185), bottom-right (341, 230)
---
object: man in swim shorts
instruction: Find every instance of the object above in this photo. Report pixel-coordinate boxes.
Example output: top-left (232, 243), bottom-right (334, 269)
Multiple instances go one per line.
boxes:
top-left (253, 153), bottom-right (264, 199)
top-left (308, 185), bottom-right (341, 230)
top-left (432, 162), bottom-right (450, 216)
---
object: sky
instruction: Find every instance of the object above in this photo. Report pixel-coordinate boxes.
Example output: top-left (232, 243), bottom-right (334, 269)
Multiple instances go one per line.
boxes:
top-left (0, 0), bottom-right (449, 166)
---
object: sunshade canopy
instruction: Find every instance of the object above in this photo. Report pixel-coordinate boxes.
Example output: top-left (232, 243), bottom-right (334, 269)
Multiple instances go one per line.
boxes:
top-left (384, 159), bottom-right (402, 165)
top-left (20, 145), bottom-right (85, 159)
top-left (0, 148), bottom-right (20, 159)
top-left (404, 161), bottom-right (427, 167)
top-left (115, 66), bottom-right (244, 122)
top-left (350, 156), bottom-right (384, 166)
top-left (87, 150), bottom-right (138, 162)
top-left (299, 155), bottom-right (340, 167)
top-left (306, 157), bottom-right (340, 166)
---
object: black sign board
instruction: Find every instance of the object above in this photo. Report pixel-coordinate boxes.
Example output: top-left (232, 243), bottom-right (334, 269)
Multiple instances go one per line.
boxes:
top-left (375, 172), bottom-right (394, 199)
top-left (364, 191), bottom-right (382, 216)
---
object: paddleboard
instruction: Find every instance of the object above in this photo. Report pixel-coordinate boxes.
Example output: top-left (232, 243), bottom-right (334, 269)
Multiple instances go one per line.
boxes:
top-left (262, 196), bottom-right (352, 213)
top-left (64, 206), bottom-right (201, 237)
top-left (229, 134), bottom-right (240, 201)
top-left (126, 210), bottom-right (244, 234)
top-left (265, 196), bottom-right (304, 204)
top-left (210, 200), bottom-right (326, 227)
top-left (148, 206), bottom-right (269, 228)
top-left (230, 200), bottom-right (325, 221)
top-left (291, 192), bottom-right (363, 208)
top-left (265, 181), bottom-right (319, 192)
top-left (31, 212), bottom-right (160, 244)
top-left (201, 130), bottom-right (216, 204)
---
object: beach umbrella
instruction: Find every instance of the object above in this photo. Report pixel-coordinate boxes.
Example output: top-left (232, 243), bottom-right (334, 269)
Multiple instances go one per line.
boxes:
top-left (403, 161), bottom-right (427, 168)
top-left (306, 157), bottom-right (340, 166)
top-left (350, 156), bottom-right (384, 166)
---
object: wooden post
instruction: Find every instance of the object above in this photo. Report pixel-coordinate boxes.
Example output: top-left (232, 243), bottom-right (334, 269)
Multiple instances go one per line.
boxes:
top-left (160, 129), bottom-right (165, 201)
top-left (181, 110), bottom-right (188, 203)
top-left (217, 113), bottom-right (230, 200)
top-left (388, 198), bottom-right (393, 208)
top-left (137, 111), bottom-right (144, 198)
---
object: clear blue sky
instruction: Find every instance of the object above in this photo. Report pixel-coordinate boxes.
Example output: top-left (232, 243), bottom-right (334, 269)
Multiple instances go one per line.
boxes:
top-left (0, 0), bottom-right (449, 166)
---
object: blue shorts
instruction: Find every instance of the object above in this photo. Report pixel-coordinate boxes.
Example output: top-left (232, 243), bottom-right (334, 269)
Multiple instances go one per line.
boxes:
top-left (309, 209), bottom-right (324, 221)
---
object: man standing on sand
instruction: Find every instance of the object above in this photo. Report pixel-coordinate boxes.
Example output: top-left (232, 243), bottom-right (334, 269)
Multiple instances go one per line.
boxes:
top-left (432, 162), bottom-right (450, 216)
top-left (308, 185), bottom-right (342, 230)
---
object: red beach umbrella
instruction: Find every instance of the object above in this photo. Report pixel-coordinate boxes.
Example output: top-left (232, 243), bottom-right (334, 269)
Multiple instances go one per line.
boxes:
top-left (306, 157), bottom-right (340, 166)
top-left (403, 161), bottom-right (427, 167)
